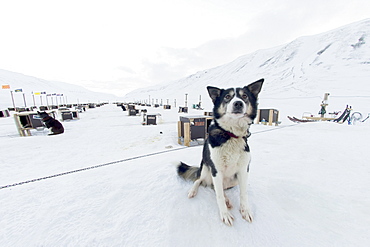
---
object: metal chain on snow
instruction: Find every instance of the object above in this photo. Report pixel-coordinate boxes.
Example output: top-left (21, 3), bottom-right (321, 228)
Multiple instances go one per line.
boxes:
top-left (0, 146), bottom-right (188, 190)
top-left (0, 124), bottom-right (298, 190)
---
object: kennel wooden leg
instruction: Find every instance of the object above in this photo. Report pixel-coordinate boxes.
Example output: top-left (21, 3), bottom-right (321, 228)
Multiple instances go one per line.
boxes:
top-left (20, 129), bottom-right (25, 137)
top-left (255, 109), bottom-right (261, 124)
top-left (177, 121), bottom-right (182, 145)
top-left (14, 115), bottom-right (23, 136)
top-left (275, 111), bottom-right (280, 126)
top-left (184, 122), bottom-right (190, 147)
top-left (268, 109), bottom-right (273, 126)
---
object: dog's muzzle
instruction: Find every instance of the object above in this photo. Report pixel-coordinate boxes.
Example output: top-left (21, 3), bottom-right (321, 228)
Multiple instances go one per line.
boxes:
top-left (232, 100), bottom-right (244, 114)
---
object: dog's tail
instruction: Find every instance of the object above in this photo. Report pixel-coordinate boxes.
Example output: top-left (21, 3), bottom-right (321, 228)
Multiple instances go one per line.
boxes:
top-left (177, 162), bottom-right (200, 182)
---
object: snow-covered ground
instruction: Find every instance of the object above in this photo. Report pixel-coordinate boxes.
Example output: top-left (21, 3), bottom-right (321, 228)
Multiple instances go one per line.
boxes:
top-left (1, 103), bottom-right (369, 246)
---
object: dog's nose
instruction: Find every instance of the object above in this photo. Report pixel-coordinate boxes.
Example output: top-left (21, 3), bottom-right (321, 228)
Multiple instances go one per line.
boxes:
top-left (233, 101), bottom-right (243, 109)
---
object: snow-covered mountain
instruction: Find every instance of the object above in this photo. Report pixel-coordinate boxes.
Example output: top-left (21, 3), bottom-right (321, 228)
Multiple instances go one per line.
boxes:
top-left (124, 19), bottom-right (370, 111)
top-left (0, 69), bottom-right (120, 108)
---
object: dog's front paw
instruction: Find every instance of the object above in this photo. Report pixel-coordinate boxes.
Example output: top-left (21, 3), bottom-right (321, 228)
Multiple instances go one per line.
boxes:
top-left (220, 211), bottom-right (234, 226)
top-left (187, 189), bottom-right (197, 198)
top-left (240, 205), bottom-right (253, 223)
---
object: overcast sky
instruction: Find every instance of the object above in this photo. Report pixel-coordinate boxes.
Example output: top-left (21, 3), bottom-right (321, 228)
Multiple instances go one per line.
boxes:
top-left (1, 0), bottom-right (369, 97)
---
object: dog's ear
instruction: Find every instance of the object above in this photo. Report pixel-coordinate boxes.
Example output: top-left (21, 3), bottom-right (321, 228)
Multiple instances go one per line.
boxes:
top-left (207, 86), bottom-right (221, 103)
top-left (246, 79), bottom-right (264, 98)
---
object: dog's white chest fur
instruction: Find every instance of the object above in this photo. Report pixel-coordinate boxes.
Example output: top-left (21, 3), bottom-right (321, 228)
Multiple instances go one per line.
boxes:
top-left (209, 137), bottom-right (250, 189)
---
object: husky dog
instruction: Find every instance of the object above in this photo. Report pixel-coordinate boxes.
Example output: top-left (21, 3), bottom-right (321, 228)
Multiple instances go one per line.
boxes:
top-left (37, 111), bottom-right (64, 135)
top-left (177, 79), bottom-right (264, 226)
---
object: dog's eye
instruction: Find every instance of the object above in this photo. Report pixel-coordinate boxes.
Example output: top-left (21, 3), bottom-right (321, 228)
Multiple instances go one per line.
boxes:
top-left (225, 95), bottom-right (231, 100)
top-left (242, 94), bottom-right (248, 100)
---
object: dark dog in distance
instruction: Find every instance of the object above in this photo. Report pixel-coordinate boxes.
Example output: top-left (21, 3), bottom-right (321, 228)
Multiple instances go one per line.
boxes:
top-left (37, 111), bottom-right (64, 135)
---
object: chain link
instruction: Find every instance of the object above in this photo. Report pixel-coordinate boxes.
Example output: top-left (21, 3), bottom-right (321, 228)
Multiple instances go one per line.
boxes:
top-left (1, 124), bottom-right (298, 190)
top-left (0, 147), bottom-right (188, 190)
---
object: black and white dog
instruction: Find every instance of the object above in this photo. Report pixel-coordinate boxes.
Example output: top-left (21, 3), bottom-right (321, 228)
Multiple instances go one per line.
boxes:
top-left (37, 111), bottom-right (64, 135)
top-left (177, 79), bottom-right (263, 226)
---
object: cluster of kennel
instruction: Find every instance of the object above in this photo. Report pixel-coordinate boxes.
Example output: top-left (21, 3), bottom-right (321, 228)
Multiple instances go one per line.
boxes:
top-left (0, 103), bottom-right (107, 137)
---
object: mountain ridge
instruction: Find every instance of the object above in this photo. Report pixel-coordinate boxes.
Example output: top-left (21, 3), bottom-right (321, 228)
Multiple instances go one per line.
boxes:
top-left (123, 18), bottom-right (370, 107)
top-left (0, 69), bottom-right (120, 108)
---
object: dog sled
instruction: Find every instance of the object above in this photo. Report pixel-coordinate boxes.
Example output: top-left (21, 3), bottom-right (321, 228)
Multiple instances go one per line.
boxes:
top-left (288, 105), bottom-right (354, 124)
top-left (286, 93), bottom-right (362, 124)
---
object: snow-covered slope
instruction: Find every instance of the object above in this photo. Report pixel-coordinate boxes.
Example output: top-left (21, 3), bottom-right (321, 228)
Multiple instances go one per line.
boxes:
top-left (124, 19), bottom-right (370, 110)
top-left (0, 69), bottom-right (119, 108)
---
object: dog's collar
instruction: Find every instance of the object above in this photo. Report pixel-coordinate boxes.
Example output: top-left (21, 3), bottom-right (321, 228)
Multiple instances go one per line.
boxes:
top-left (225, 131), bottom-right (239, 138)
top-left (214, 121), bottom-right (245, 138)
top-left (225, 131), bottom-right (251, 139)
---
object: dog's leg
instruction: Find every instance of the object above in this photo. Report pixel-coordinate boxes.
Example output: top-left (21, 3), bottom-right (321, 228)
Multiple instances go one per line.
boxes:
top-left (224, 193), bottom-right (233, 209)
top-left (188, 166), bottom-right (209, 198)
top-left (213, 173), bottom-right (234, 226)
top-left (188, 179), bottom-right (202, 198)
top-left (238, 167), bottom-right (253, 222)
